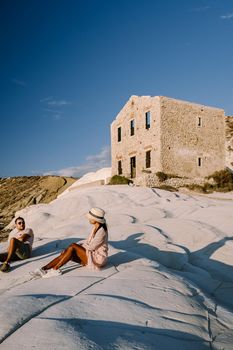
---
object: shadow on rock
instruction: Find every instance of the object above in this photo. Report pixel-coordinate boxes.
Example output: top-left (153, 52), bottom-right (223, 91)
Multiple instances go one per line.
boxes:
top-left (36, 316), bottom-right (210, 350)
top-left (109, 233), bottom-right (233, 310)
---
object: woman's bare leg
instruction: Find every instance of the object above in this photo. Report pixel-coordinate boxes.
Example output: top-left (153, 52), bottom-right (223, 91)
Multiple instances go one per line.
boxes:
top-left (42, 244), bottom-right (87, 271)
top-left (53, 243), bottom-right (87, 269)
top-left (42, 248), bottom-right (70, 270)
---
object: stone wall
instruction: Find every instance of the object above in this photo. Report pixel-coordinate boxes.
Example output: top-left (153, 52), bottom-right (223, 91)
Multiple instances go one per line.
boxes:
top-left (160, 97), bottom-right (225, 177)
top-left (134, 173), bottom-right (210, 188)
top-left (111, 95), bottom-right (161, 177)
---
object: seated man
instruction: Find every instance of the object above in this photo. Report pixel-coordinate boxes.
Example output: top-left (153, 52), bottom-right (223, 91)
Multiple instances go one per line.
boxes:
top-left (0, 217), bottom-right (34, 272)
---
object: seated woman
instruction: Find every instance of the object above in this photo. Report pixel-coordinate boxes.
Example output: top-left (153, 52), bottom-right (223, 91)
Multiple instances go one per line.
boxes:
top-left (34, 207), bottom-right (108, 278)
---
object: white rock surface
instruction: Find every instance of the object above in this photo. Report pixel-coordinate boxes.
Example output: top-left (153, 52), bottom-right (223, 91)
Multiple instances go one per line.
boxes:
top-left (59, 167), bottom-right (112, 196)
top-left (0, 184), bottom-right (233, 349)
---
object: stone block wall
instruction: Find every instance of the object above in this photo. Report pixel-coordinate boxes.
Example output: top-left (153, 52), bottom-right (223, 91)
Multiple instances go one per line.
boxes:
top-left (111, 95), bottom-right (161, 177)
top-left (133, 173), bottom-right (209, 188)
top-left (160, 97), bottom-right (225, 177)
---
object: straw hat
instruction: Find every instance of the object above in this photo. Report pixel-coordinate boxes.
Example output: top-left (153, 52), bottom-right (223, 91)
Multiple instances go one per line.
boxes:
top-left (86, 207), bottom-right (106, 224)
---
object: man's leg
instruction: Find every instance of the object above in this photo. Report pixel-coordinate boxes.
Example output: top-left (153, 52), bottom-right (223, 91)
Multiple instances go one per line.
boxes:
top-left (4, 238), bottom-right (24, 264)
top-left (0, 238), bottom-right (20, 271)
top-left (0, 253), bottom-right (8, 262)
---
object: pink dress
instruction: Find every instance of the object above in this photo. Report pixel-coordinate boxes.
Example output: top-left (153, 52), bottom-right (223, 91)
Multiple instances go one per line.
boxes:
top-left (80, 227), bottom-right (108, 269)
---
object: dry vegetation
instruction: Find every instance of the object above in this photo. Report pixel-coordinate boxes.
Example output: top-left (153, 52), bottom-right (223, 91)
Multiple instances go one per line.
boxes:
top-left (0, 175), bottom-right (77, 240)
top-left (109, 175), bottom-right (133, 185)
top-left (187, 169), bottom-right (233, 193)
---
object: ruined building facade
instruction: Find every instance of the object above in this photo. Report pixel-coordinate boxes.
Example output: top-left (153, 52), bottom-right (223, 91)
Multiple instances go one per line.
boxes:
top-left (111, 96), bottom-right (226, 179)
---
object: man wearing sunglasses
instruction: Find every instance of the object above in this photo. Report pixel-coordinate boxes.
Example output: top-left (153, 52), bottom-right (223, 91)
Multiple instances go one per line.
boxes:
top-left (0, 217), bottom-right (34, 272)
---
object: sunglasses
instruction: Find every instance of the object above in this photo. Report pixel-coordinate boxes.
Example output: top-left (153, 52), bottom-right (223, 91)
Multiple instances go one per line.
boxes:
top-left (17, 222), bottom-right (25, 225)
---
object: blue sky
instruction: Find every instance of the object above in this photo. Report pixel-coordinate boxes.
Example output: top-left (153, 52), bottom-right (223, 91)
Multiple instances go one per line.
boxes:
top-left (1, 0), bottom-right (233, 177)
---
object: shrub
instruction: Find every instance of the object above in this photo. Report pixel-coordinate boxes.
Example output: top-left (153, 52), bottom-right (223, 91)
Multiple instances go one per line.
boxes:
top-left (186, 169), bottom-right (233, 193)
top-left (186, 184), bottom-right (205, 193)
top-left (109, 175), bottom-right (132, 185)
top-left (156, 172), bottom-right (182, 181)
top-left (202, 183), bottom-right (214, 193)
top-left (166, 173), bottom-right (183, 179)
top-left (207, 169), bottom-right (233, 191)
top-left (216, 184), bottom-right (233, 192)
top-left (158, 185), bottom-right (177, 192)
top-left (207, 169), bottom-right (233, 184)
top-left (156, 172), bottom-right (168, 182)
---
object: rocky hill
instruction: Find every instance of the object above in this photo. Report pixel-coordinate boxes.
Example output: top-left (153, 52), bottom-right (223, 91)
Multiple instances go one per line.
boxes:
top-left (0, 175), bottom-right (77, 241)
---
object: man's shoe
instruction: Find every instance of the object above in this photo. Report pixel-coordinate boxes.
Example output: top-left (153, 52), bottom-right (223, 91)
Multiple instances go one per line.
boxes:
top-left (42, 268), bottom-right (62, 278)
top-left (0, 262), bottom-right (11, 273)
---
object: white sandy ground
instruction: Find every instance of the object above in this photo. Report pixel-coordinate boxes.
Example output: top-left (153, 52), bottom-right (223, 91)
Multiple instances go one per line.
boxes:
top-left (0, 180), bottom-right (233, 349)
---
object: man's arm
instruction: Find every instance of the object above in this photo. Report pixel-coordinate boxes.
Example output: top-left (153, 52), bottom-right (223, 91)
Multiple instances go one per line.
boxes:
top-left (18, 234), bottom-right (31, 242)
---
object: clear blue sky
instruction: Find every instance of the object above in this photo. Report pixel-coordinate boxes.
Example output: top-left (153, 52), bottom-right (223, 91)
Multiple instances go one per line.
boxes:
top-left (1, 0), bottom-right (233, 177)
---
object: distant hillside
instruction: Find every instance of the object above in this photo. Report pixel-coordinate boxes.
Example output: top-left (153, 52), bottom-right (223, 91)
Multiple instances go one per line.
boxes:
top-left (0, 175), bottom-right (77, 240)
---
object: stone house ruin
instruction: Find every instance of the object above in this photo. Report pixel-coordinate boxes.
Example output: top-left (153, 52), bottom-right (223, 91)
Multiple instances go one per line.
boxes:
top-left (111, 96), bottom-right (226, 179)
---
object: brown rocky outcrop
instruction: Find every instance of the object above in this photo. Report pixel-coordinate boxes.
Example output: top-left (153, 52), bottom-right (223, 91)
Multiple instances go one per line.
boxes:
top-left (0, 175), bottom-right (77, 241)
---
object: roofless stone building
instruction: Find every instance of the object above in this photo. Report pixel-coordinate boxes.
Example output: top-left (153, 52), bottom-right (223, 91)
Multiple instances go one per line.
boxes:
top-left (111, 96), bottom-right (226, 179)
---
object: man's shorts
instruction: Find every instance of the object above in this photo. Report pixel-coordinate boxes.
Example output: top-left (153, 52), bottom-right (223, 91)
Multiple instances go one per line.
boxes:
top-left (15, 242), bottom-right (31, 260)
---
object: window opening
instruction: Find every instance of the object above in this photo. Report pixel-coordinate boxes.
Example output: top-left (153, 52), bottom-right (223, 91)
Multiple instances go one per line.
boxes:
top-left (145, 111), bottom-right (151, 129)
top-left (130, 156), bottom-right (136, 178)
top-left (130, 119), bottom-right (135, 136)
top-left (118, 127), bottom-right (121, 142)
top-left (118, 160), bottom-right (122, 175)
top-left (145, 150), bottom-right (151, 168)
